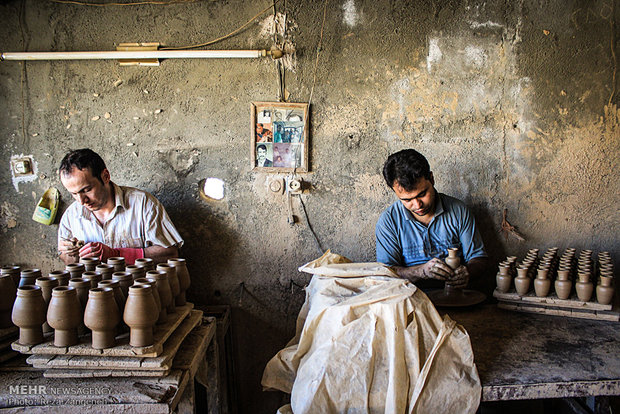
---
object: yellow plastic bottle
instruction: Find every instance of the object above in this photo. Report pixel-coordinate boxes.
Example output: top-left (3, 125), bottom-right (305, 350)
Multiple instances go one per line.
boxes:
top-left (32, 188), bottom-right (59, 225)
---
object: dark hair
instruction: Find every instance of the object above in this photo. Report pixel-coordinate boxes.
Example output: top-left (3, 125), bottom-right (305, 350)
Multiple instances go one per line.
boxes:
top-left (59, 149), bottom-right (107, 183)
top-left (382, 149), bottom-right (432, 190)
top-left (257, 144), bottom-right (267, 151)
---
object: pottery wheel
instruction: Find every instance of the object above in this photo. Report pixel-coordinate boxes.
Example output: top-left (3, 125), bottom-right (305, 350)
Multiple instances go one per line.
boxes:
top-left (426, 288), bottom-right (487, 307)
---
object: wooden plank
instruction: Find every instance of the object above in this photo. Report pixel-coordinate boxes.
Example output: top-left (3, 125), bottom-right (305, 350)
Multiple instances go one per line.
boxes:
top-left (27, 310), bottom-right (204, 371)
top-left (496, 298), bottom-right (620, 321)
top-left (0, 403), bottom-right (170, 413)
top-left (173, 320), bottom-right (216, 372)
top-left (494, 289), bottom-right (612, 311)
top-left (43, 368), bottom-right (169, 378)
top-left (482, 380), bottom-right (620, 401)
top-left (12, 303), bottom-right (194, 357)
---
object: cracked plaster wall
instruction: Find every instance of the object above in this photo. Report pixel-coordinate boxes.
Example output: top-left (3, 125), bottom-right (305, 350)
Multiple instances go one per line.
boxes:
top-left (0, 0), bottom-right (618, 412)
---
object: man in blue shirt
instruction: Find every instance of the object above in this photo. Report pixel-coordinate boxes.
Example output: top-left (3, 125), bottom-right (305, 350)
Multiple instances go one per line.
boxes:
top-left (376, 149), bottom-right (488, 288)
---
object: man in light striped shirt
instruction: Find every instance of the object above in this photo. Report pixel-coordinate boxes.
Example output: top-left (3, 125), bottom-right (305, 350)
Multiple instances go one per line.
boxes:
top-left (57, 148), bottom-right (184, 265)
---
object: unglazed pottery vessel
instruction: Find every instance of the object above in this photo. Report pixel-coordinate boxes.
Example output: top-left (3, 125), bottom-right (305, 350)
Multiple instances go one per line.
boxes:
top-left (98, 280), bottom-right (126, 312)
top-left (82, 271), bottom-right (102, 288)
top-left (575, 273), bottom-right (593, 302)
top-left (157, 264), bottom-right (180, 307)
top-left (496, 267), bottom-right (511, 293)
top-left (47, 286), bottom-right (81, 347)
top-left (84, 287), bottom-right (120, 349)
top-left (534, 272), bottom-right (551, 297)
top-left (79, 257), bottom-right (100, 272)
top-left (135, 258), bottom-right (155, 271)
top-left (49, 270), bottom-right (70, 286)
top-left (95, 264), bottom-right (115, 281)
top-left (107, 257), bottom-right (126, 272)
top-left (126, 265), bottom-right (146, 281)
top-left (12, 285), bottom-right (46, 345)
top-left (112, 272), bottom-right (133, 297)
top-left (444, 248), bottom-right (460, 270)
top-left (1, 265), bottom-right (21, 288)
top-left (514, 270), bottom-right (531, 295)
top-left (147, 270), bottom-right (173, 316)
top-left (19, 269), bottom-right (42, 288)
top-left (555, 272), bottom-right (572, 300)
top-left (65, 263), bottom-right (85, 279)
top-left (168, 258), bottom-right (191, 306)
top-left (134, 278), bottom-right (164, 324)
top-left (596, 276), bottom-right (614, 305)
top-left (124, 285), bottom-right (158, 347)
top-left (0, 275), bottom-right (17, 328)
top-left (36, 277), bottom-right (59, 333)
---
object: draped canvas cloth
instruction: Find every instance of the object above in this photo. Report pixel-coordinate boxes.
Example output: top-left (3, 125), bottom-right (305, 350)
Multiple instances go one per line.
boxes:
top-left (262, 251), bottom-right (481, 414)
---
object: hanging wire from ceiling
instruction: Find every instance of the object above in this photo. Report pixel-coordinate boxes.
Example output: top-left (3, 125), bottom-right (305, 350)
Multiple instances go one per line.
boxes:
top-left (308, 0), bottom-right (328, 106)
top-left (273, 0), bottom-right (286, 101)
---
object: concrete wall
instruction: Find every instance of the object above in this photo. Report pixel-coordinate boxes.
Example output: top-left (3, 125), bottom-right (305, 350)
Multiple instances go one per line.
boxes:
top-left (0, 0), bottom-right (618, 412)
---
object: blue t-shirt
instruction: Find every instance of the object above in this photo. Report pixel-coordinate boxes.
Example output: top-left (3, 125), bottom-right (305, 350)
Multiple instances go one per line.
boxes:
top-left (375, 192), bottom-right (486, 267)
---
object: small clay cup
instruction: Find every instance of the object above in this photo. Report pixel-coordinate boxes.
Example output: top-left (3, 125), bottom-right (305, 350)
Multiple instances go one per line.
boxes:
top-left (12, 285), bottom-right (46, 345)
top-left (95, 264), bottom-right (115, 281)
top-left (124, 285), bottom-right (158, 347)
top-left (84, 287), bottom-right (120, 349)
top-left (107, 257), bottom-right (126, 272)
top-left (1, 265), bottom-right (21, 288)
top-left (19, 269), bottom-right (42, 288)
top-left (49, 270), bottom-right (70, 286)
top-left (156, 264), bottom-right (180, 307)
top-left (126, 265), bottom-right (146, 281)
top-left (47, 286), bottom-right (81, 347)
top-left (147, 270), bottom-right (173, 316)
top-left (65, 263), bottom-right (85, 279)
top-left (112, 272), bottom-right (133, 297)
top-left (168, 258), bottom-right (191, 306)
top-left (82, 271), bottom-right (102, 289)
top-left (79, 257), bottom-right (100, 272)
top-left (135, 258), bottom-right (154, 271)
top-left (0, 275), bottom-right (17, 328)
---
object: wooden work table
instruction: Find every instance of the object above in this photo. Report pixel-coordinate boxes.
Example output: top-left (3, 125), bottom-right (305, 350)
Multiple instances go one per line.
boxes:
top-left (444, 304), bottom-right (620, 402)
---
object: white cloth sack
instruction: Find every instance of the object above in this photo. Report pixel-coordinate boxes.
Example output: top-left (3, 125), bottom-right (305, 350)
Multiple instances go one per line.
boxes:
top-left (262, 251), bottom-right (481, 414)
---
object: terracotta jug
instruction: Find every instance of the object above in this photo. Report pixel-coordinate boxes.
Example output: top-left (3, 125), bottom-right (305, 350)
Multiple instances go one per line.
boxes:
top-left (112, 272), bottom-right (133, 297)
top-left (596, 276), bottom-right (614, 305)
top-left (49, 270), bottom-right (70, 286)
top-left (496, 265), bottom-right (512, 293)
top-left (107, 257), bottom-right (126, 272)
top-left (514, 269), bottom-right (531, 295)
top-left (65, 263), bottom-right (85, 279)
top-left (147, 269), bottom-right (173, 316)
top-left (1, 265), bottom-right (21, 288)
top-left (126, 265), bottom-right (146, 281)
top-left (12, 285), bottom-right (47, 345)
top-left (134, 278), bottom-right (164, 324)
top-left (168, 258), bottom-right (191, 306)
top-left (47, 286), bottom-right (82, 347)
top-left (79, 257), bottom-right (100, 272)
top-left (19, 269), bottom-right (41, 288)
top-left (36, 277), bottom-right (59, 333)
top-left (82, 271), bottom-right (102, 288)
top-left (135, 258), bottom-right (154, 271)
top-left (0, 275), bottom-right (17, 328)
top-left (575, 273), bottom-right (593, 302)
top-left (534, 272), bottom-right (551, 297)
top-left (98, 280), bottom-right (126, 312)
top-left (84, 287), bottom-right (120, 349)
top-left (157, 264), bottom-right (180, 307)
top-left (555, 272), bottom-right (572, 300)
top-left (95, 264), bottom-right (115, 281)
top-left (444, 248), bottom-right (460, 270)
top-left (124, 285), bottom-right (158, 347)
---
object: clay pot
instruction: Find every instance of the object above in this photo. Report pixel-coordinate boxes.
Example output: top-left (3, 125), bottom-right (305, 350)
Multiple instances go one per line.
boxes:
top-left (47, 286), bottom-right (82, 347)
top-left (11, 286), bottom-right (46, 345)
top-left (147, 270), bottom-right (173, 316)
top-left (68, 278), bottom-right (91, 312)
top-left (36, 277), bottom-right (59, 333)
top-left (0, 275), bottom-right (17, 328)
top-left (496, 272), bottom-right (512, 293)
top-left (444, 248), bottom-right (460, 270)
top-left (1, 265), bottom-right (21, 287)
top-left (534, 272), bottom-right (551, 297)
top-left (168, 258), bottom-right (191, 306)
top-left (79, 257), bottom-right (100, 272)
top-left (134, 278), bottom-right (164, 324)
top-left (135, 258), bottom-right (154, 271)
top-left (107, 257), bottom-right (126, 272)
top-left (596, 276), bottom-right (614, 305)
top-left (555, 272), bottom-right (573, 300)
top-left (19, 269), bottom-right (42, 288)
top-left (112, 272), bottom-right (133, 297)
top-left (156, 264), bottom-right (180, 306)
top-left (65, 263), bottom-right (85, 279)
top-left (84, 287), bottom-right (120, 349)
top-left (49, 270), bottom-right (70, 286)
top-left (82, 271), bottom-right (102, 288)
top-left (98, 280), bottom-right (126, 313)
top-left (126, 265), bottom-right (146, 281)
top-left (95, 264), bottom-right (115, 280)
top-left (123, 285), bottom-right (158, 347)
top-left (575, 273), bottom-right (594, 302)
top-left (514, 272), bottom-right (531, 295)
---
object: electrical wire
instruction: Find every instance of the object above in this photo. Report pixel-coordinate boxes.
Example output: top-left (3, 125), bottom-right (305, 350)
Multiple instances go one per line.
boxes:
top-left (51, 0), bottom-right (203, 6)
top-left (161, 0), bottom-right (281, 50)
top-left (308, 0), bottom-right (328, 106)
top-left (297, 194), bottom-right (324, 254)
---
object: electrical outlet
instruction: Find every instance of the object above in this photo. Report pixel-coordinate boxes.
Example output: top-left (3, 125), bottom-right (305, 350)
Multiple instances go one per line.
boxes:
top-left (11, 157), bottom-right (34, 176)
top-left (286, 178), bottom-right (302, 194)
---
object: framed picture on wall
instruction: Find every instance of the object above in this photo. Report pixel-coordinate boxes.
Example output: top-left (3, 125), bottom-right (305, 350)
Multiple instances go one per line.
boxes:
top-left (250, 102), bottom-right (310, 172)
